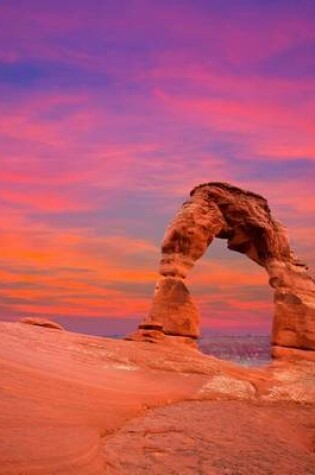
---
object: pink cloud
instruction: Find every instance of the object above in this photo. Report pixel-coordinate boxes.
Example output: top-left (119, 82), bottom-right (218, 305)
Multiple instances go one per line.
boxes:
top-left (0, 0), bottom-right (313, 334)
top-left (154, 89), bottom-right (315, 161)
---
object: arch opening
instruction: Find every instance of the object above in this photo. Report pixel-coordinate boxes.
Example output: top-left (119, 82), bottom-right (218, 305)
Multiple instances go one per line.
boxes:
top-left (189, 238), bottom-right (273, 338)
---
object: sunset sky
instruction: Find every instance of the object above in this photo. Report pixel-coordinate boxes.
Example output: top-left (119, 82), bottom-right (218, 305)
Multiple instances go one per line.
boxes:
top-left (1, 0), bottom-right (314, 336)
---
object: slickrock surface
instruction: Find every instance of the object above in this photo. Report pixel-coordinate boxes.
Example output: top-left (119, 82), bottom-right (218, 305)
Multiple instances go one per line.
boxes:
top-left (105, 401), bottom-right (315, 475)
top-left (136, 182), bottom-right (315, 359)
top-left (0, 321), bottom-right (314, 474)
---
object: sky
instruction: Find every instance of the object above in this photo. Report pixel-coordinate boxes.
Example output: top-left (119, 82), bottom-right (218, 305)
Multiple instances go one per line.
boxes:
top-left (0, 0), bottom-right (314, 336)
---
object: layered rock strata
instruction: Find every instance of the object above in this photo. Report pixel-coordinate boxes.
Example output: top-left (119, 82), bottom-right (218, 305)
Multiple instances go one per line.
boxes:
top-left (132, 182), bottom-right (315, 359)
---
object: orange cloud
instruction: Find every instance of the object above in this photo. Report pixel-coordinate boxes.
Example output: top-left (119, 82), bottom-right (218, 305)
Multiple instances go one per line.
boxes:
top-left (0, 188), bottom-right (96, 213)
top-left (190, 260), bottom-right (269, 288)
top-left (0, 220), bottom-right (158, 322)
top-left (0, 0), bottom-right (313, 334)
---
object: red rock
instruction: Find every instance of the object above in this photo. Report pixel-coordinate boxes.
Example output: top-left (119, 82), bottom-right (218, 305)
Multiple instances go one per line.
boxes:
top-left (0, 321), bottom-right (314, 473)
top-left (20, 317), bottom-right (64, 330)
top-left (272, 345), bottom-right (315, 362)
top-left (145, 276), bottom-right (200, 338)
top-left (133, 182), bottom-right (315, 359)
top-left (105, 401), bottom-right (315, 474)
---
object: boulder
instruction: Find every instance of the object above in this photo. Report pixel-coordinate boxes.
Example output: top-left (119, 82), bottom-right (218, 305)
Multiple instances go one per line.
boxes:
top-left (20, 317), bottom-right (64, 330)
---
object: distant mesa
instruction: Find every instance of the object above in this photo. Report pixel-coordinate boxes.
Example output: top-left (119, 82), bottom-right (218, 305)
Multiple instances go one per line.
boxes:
top-left (19, 317), bottom-right (64, 331)
top-left (128, 182), bottom-right (315, 361)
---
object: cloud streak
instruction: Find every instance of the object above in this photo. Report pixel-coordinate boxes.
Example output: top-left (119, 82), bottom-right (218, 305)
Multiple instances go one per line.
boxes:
top-left (0, 0), bottom-right (314, 335)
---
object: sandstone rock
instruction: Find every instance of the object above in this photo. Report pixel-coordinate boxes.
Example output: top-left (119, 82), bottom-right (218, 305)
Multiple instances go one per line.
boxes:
top-left (271, 345), bottom-right (315, 362)
top-left (20, 317), bottom-right (64, 330)
top-left (105, 401), bottom-right (315, 475)
top-left (132, 182), bottom-right (315, 359)
top-left (146, 277), bottom-right (200, 338)
top-left (0, 321), bottom-right (314, 474)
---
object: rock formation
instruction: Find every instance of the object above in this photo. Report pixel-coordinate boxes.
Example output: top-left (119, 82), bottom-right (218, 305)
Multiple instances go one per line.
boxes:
top-left (133, 182), bottom-right (315, 359)
top-left (20, 317), bottom-right (64, 330)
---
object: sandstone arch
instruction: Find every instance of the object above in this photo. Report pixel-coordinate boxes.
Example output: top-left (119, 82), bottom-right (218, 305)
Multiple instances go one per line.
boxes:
top-left (132, 182), bottom-right (315, 360)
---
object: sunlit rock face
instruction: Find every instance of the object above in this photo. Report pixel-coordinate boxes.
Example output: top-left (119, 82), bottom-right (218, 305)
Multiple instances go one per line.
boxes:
top-left (147, 277), bottom-right (200, 338)
top-left (136, 182), bottom-right (315, 359)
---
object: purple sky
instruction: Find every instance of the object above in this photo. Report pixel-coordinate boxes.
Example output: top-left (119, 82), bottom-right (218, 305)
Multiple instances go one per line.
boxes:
top-left (0, 0), bottom-right (314, 335)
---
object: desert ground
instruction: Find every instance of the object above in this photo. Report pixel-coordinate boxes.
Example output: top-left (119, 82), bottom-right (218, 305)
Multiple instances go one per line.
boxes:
top-left (0, 320), bottom-right (314, 474)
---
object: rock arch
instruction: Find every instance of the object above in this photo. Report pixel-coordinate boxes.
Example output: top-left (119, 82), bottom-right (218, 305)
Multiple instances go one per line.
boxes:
top-left (131, 182), bottom-right (315, 360)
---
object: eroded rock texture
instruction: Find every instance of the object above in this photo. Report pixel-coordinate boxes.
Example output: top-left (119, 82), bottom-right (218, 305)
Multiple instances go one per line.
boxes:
top-left (136, 182), bottom-right (315, 358)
